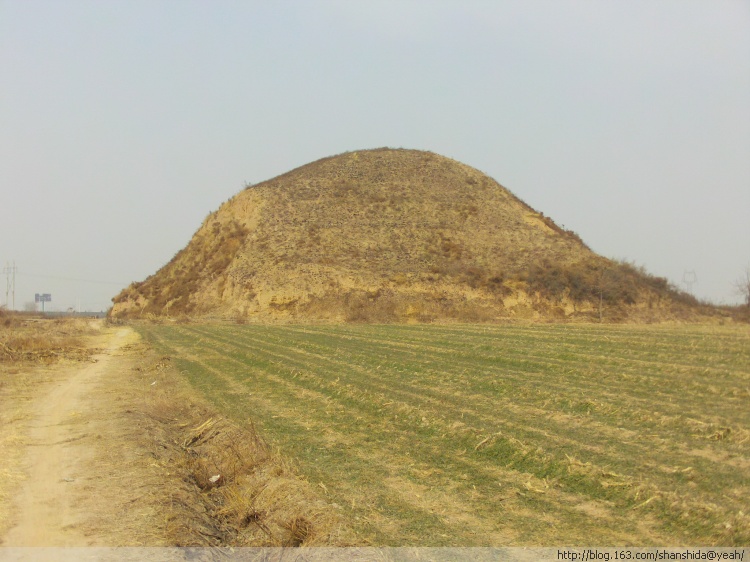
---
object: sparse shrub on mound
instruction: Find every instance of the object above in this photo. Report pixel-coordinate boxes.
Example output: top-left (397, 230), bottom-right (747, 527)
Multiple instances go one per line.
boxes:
top-left (113, 220), bottom-right (249, 318)
top-left (457, 266), bottom-right (511, 296)
top-left (342, 289), bottom-right (399, 323)
top-left (522, 259), bottom-right (637, 305)
top-left (519, 258), bottom-right (700, 314)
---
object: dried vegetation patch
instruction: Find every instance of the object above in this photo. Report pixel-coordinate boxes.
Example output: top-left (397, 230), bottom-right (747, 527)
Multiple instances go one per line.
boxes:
top-left (0, 313), bottom-right (97, 364)
top-left (132, 352), bottom-right (355, 546)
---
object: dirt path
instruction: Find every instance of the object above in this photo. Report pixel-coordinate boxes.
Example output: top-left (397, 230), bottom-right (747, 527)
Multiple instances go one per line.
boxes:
top-left (1, 326), bottom-right (145, 546)
top-left (1, 320), bottom-right (352, 549)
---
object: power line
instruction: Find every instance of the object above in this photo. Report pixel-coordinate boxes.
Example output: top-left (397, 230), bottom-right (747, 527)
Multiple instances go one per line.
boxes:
top-left (16, 272), bottom-right (127, 286)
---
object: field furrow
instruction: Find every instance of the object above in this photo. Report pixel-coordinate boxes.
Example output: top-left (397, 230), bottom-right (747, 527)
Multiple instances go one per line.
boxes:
top-left (136, 322), bottom-right (750, 546)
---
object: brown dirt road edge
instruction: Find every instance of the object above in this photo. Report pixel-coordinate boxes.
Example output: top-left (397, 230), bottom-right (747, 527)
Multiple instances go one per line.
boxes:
top-left (0, 325), bottom-right (155, 545)
top-left (0, 322), bottom-right (352, 547)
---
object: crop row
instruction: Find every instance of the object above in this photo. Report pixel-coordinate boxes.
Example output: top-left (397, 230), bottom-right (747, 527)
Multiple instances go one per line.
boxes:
top-left (136, 323), bottom-right (750, 545)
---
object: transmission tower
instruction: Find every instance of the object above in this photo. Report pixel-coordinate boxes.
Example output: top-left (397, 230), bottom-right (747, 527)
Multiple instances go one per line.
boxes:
top-left (683, 270), bottom-right (697, 294)
top-left (3, 261), bottom-right (17, 310)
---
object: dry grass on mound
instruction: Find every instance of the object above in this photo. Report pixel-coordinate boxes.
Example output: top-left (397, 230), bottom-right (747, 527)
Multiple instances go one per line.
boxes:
top-left (134, 354), bottom-right (355, 547)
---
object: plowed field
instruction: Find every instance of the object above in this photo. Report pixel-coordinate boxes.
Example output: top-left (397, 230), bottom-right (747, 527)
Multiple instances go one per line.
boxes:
top-left (136, 323), bottom-right (750, 546)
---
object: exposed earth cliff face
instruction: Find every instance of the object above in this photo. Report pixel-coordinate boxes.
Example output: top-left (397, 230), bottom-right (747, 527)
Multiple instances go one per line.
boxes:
top-left (111, 148), bottom-right (703, 322)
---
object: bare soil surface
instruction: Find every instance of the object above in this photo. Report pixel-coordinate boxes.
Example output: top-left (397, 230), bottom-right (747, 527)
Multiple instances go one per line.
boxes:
top-left (0, 324), bottom-right (162, 545)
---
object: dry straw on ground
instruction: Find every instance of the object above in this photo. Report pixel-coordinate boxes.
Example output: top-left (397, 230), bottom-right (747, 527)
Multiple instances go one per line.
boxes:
top-left (0, 313), bottom-right (98, 363)
top-left (133, 352), bottom-right (355, 547)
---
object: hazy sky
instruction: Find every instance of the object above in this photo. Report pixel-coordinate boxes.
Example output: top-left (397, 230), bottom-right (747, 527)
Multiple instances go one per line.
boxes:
top-left (1, 0), bottom-right (748, 311)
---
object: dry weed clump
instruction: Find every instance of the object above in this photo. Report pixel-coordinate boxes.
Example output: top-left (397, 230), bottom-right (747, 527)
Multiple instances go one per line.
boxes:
top-left (180, 418), bottom-right (350, 546)
top-left (0, 315), bottom-right (96, 363)
top-left (137, 356), bottom-right (353, 547)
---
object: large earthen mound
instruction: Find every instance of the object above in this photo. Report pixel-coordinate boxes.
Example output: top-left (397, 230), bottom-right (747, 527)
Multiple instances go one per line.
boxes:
top-left (111, 148), bottom-right (705, 322)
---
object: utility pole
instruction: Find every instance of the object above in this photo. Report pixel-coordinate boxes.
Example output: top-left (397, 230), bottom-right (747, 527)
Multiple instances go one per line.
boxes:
top-left (3, 261), bottom-right (16, 311)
